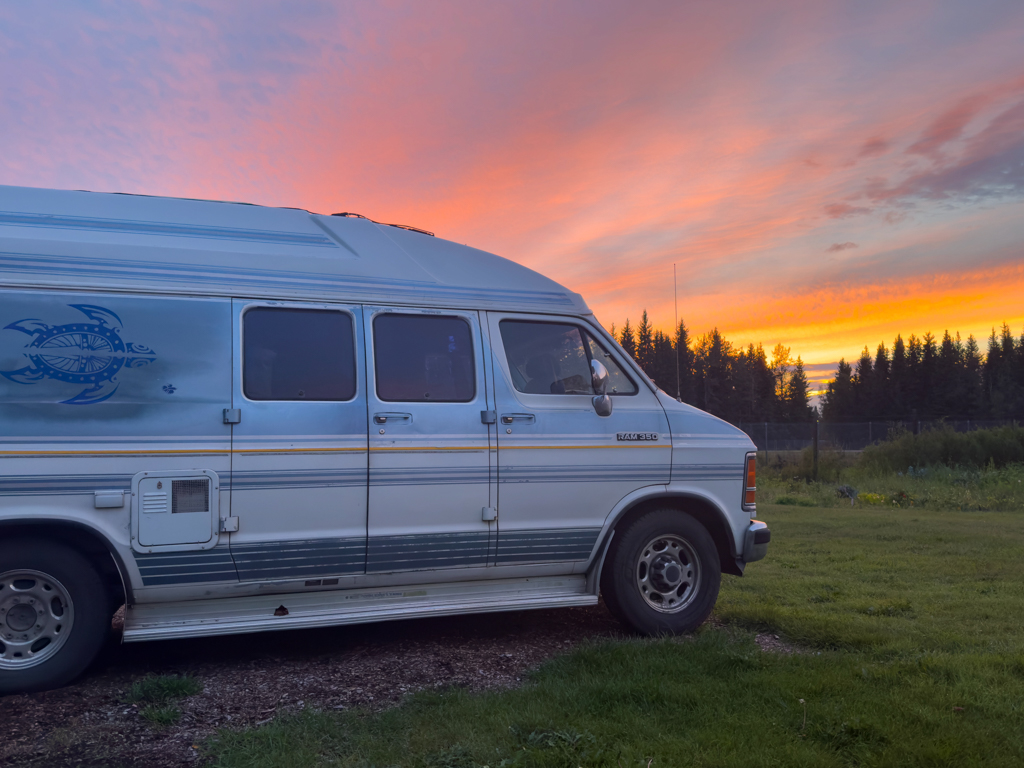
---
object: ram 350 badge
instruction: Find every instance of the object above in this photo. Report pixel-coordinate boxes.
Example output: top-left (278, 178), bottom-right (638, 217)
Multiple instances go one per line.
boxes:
top-left (616, 432), bottom-right (659, 441)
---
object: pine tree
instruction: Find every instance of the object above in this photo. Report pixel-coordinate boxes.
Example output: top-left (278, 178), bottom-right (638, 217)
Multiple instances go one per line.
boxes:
top-left (937, 330), bottom-right (961, 418)
top-left (619, 319), bottom-right (636, 360)
top-left (821, 360), bottom-right (855, 421)
top-left (890, 335), bottom-right (907, 418)
top-left (873, 343), bottom-right (890, 418)
top-left (921, 332), bottom-right (938, 417)
top-left (735, 343), bottom-right (775, 422)
top-left (636, 310), bottom-right (654, 372)
top-left (854, 346), bottom-right (873, 419)
top-left (674, 319), bottom-right (695, 404)
top-left (694, 329), bottom-right (734, 420)
top-left (784, 357), bottom-right (812, 421)
top-left (650, 330), bottom-right (675, 392)
top-left (984, 328), bottom-right (1002, 416)
top-left (964, 335), bottom-right (983, 417)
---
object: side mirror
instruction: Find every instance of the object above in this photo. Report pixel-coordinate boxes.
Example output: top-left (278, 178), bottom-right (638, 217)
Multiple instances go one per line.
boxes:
top-left (591, 359), bottom-right (613, 417)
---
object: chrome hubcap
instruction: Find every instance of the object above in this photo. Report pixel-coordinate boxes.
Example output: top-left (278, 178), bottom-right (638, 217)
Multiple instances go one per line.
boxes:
top-left (635, 534), bottom-right (701, 613)
top-left (0, 570), bottom-right (74, 669)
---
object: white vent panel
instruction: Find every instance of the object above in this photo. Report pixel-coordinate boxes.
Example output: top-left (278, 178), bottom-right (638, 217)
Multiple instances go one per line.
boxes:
top-left (133, 470), bottom-right (219, 550)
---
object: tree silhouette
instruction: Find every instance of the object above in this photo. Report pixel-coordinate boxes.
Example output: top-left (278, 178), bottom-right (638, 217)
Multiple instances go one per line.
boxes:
top-left (602, 313), bottom-right (1024, 423)
top-left (819, 323), bottom-right (1024, 421)
top-left (636, 310), bottom-right (654, 372)
top-left (619, 319), bottom-right (636, 359)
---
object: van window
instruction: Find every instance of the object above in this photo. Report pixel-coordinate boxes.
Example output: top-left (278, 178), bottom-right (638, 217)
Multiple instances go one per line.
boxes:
top-left (499, 320), bottom-right (637, 395)
top-left (585, 333), bottom-right (638, 395)
top-left (243, 308), bottom-right (356, 401)
top-left (373, 314), bottom-right (475, 402)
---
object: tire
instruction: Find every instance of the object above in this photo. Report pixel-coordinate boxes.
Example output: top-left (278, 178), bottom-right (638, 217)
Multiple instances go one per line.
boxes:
top-left (600, 509), bottom-right (721, 635)
top-left (0, 539), bottom-right (112, 695)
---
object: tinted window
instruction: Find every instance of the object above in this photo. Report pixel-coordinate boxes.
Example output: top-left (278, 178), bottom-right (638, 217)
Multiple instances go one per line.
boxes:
top-left (499, 321), bottom-right (594, 395)
top-left (243, 308), bottom-right (356, 401)
top-left (374, 314), bottom-right (475, 402)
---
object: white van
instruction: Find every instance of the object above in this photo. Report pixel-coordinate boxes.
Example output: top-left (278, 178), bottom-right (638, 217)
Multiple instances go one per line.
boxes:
top-left (0, 186), bottom-right (769, 693)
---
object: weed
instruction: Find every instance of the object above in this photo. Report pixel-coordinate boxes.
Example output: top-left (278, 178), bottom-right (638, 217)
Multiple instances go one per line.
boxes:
top-left (140, 704), bottom-right (182, 726)
top-left (124, 674), bottom-right (201, 728)
top-left (125, 674), bottom-right (202, 705)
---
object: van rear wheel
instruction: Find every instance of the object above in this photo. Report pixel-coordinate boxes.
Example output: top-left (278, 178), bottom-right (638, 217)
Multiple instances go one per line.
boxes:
top-left (601, 509), bottom-right (721, 635)
top-left (0, 540), bottom-right (110, 695)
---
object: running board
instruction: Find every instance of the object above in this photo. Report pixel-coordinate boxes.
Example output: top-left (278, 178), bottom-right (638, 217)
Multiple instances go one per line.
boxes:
top-left (123, 575), bottom-right (596, 642)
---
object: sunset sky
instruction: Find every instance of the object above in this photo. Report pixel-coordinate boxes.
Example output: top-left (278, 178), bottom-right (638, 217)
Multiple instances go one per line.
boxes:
top-left (2, 2), bottom-right (1023, 393)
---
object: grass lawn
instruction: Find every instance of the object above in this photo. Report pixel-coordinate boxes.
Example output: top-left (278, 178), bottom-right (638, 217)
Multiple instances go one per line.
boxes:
top-left (206, 506), bottom-right (1024, 767)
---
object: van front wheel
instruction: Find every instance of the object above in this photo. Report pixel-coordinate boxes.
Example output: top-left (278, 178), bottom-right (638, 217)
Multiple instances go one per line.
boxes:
top-left (0, 540), bottom-right (111, 695)
top-left (601, 509), bottom-right (721, 635)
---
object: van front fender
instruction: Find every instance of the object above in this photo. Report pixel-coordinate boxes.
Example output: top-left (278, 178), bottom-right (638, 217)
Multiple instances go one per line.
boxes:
top-left (582, 484), bottom-right (747, 592)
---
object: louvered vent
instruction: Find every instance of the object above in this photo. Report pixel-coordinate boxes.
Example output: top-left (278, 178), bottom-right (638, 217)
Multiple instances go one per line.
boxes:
top-left (142, 492), bottom-right (168, 514)
top-left (171, 479), bottom-right (210, 514)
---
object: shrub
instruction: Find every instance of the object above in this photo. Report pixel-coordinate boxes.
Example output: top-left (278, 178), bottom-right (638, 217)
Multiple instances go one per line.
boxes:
top-left (858, 424), bottom-right (1024, 473)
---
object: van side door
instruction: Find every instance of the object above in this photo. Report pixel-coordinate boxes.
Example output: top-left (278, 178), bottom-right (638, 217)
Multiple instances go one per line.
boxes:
top-left (228, 300), bottom-right (368, 581)
top-left (362, 306), bottom-right (494, 572)
top-left (487, 313), bottom-right (672, 568)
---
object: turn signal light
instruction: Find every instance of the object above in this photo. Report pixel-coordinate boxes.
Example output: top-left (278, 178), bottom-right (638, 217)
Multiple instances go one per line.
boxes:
top-left (743, 452), bottom-right (756, 511)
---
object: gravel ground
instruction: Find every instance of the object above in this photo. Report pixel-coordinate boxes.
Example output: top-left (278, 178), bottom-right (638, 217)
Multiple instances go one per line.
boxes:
top-left (1, 603), bottom-right (796, 768)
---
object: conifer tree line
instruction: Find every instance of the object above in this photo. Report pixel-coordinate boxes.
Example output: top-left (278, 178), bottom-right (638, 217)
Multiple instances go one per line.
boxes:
top-left (610, 310), bottom-right (814, 424)
top-left (820, 324), bottom-right (1024, 422)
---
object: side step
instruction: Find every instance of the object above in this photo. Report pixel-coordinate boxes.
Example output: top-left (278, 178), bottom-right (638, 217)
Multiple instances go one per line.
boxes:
top-left (123, 575), bottom-right (597, 642)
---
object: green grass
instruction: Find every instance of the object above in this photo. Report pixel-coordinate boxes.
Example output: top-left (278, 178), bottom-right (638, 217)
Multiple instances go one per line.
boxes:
top-left (124, 673), bottom-right (202, 726)
top-left (139, 703), bottom-right (183, 726)
top-left (205, 506), bottom-right (1024, 767)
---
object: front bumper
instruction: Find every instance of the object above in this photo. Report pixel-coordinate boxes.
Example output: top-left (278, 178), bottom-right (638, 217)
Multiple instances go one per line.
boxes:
top-left (742, 520), bottom-right (771, 563)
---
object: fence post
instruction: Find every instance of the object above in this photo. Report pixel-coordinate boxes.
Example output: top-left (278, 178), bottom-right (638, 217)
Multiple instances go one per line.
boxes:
top-left (812, 418), bottom-right (819, 482)
top-left (764, 422), bottom-right (768, 452)
top-left (868, 421), bottom-right (872, 444)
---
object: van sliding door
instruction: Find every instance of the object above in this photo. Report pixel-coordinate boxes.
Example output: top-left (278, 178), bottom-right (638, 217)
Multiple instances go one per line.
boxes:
top-left (227, 300), bottom-right (368, 581)
top-left (363, 306), bottom-right (494, 572)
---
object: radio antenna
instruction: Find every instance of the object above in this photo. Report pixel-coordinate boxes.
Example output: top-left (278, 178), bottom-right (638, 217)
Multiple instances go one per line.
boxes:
top-left (674, 263), bottom-right (681, 401)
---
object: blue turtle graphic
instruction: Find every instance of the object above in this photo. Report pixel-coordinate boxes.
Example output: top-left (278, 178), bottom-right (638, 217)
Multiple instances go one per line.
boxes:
top-left (1, 304), bottom-right (156, 405)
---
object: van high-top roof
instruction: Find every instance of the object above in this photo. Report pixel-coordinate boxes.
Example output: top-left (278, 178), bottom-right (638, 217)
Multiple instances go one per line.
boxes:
top-left (0, 185), bottom-right (588, 314)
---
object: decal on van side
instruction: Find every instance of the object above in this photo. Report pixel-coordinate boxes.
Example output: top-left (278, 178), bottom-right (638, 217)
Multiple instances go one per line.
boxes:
top-left (0, 304), bottom-right (156, 404)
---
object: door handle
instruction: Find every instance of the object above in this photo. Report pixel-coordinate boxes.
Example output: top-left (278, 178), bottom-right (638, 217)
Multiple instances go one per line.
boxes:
top-left (501, 413), bottom-right (535, 425)
top-left (373, 412), bottom-right (413, 424)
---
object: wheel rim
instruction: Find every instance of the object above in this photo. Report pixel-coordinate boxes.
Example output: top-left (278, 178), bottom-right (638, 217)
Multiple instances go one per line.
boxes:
top-left (0, 569), bottom-right (75, 670)
top-left (635, 534), bottom-right (701, 613)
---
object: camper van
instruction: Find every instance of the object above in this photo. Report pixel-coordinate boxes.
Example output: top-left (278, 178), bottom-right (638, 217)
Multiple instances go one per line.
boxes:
top-left (0, 185), bottom-right (769, 694)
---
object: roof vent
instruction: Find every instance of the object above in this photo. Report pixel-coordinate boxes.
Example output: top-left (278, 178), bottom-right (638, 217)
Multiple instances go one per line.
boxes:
top-left (330, 212), bottom-right (434, 237)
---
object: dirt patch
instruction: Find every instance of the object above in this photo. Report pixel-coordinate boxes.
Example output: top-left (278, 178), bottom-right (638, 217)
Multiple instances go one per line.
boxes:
top-left (754, 632), bottom-right (803, 654)
top-left (1, 603), bottom-right (801, 767)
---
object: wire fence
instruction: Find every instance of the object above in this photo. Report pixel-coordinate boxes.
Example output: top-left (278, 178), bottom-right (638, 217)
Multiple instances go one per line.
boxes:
top-left (737, 419), bottom-right (1019, 452)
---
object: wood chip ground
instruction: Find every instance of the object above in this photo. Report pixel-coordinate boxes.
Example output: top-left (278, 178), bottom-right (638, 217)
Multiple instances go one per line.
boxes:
top-left (1, 604), bottom-right (798, 767)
